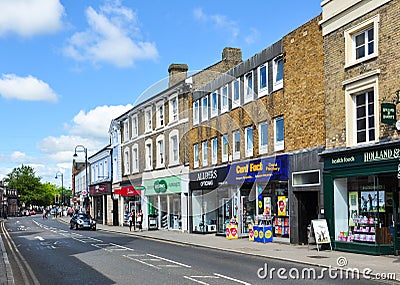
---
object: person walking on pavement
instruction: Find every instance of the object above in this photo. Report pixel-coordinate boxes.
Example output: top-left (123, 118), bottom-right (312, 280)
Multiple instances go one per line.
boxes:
top-left (128, 209), bottom-right (135, 231)
top-left (137, 209), bottom-right (143, 231)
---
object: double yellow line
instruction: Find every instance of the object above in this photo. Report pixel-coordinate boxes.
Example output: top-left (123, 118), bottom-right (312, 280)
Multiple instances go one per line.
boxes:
top-left (0, 220), bottom-right (40, 285)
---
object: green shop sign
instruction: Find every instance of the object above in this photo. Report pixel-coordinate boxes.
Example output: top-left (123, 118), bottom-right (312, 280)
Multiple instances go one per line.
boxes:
top-left (144, 176), bottom-right (181, 195)
top-left (381, 103), bottom-right (396, 124)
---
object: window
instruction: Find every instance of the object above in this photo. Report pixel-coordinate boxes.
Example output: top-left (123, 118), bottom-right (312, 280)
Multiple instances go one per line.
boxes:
top-left (156, 102), bottom-right (164, 128)
top-left (169, 130), bottom-right (179, 165)
top-left (132, 144), bottom-right (139, 173)
top-left (355, 91), bottom-right (375, 144)
top-left (156, 135), bottom-right (165, 168)
top-left (145, 139), bottom-right (152, 170)
top-left (193, 100), bottom-right (199, 125)
top-left (221, 85), bottom-right (228, 113)
top-left (259, 122), bottom-right (268, 154)
top-left (193, 144), bottom-right (199, 168)
top-left (232, 79), bottom-right (240, 109)
top-left (123, 120), bottom-right (129, 141)
top-left (124, 147), bottom-right (130, 174)
top-left (211, 92), bottom-right (218, 117)
top-left (202, 141), bottom-right (208, 167)
top-left (222, 135), bottom-right (229, 162)
top-left (292, 170), bottom-right (320, 187)
top-left (211, 138), bottom-right (218, 165)
top-left (345, 15), bottom-right (379, 67)
top-left (132, 115), bottom-right (138, 138)
top-left (245, 127), bottom-right (253, 157)
top-left (258, 63), bottom-right (268, 97)
top-left (244, 72), bottom-right (253, 103)
top-left (170, 96), bottom-right (178, 123)
top-left (273, 56), bottom-right (283, 90)
top-left (233, 130), bottom-right (240, 160)
top-left (274, 117), bottom-right (284, 151)
top-left (202, 96), bottom-right (208, 122)
top-left (145, 107), bottom-right (152, 132)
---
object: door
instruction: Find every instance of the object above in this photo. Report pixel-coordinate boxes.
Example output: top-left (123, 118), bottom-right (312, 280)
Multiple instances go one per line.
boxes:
top-left (297, 191), bottom-right (319, 244)
top-left (112, 199), bottom-right (118, 226)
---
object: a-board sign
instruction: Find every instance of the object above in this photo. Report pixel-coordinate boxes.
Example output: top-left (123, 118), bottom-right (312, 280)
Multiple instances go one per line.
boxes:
top-left (311, 219), bottom-right (331, 244)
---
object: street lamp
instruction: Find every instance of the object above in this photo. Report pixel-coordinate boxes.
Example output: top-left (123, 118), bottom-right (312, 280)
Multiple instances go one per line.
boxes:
top-left (55, 171), bottom-right (64, 206)
top-left (73, 145), bottom-right (89, 212)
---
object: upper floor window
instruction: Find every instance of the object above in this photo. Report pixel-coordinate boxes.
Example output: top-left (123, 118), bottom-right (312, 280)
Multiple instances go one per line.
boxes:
top-left (132, 144), bottom-right (139, 173)
top-left (169, 130), bottom-right (179, 166)
top-left (211, 92), bottom-right (218, 117)
top-left (345, 15), bottom-right (379, 67)
top-left (156, 135), bottom-right (165, 168)
top-left (244, 72), bottom-right (253, 104)
top-left (233, 130), bottom-right (240, 160)
top-left (145, 108), bottom-right (152, 132)
top-left (222, 134), bottom-right (229, 162)
top-left (274, 116), bottom-right (284, 151)
top-left (202, 141), bottom-right (208, 167)
top-left (211, 137), bottom-right (218, 165)
top-left (258, 63), bottom-right (268, 97)
top-left (170, 96), bottom-right (178, 123)
top-left (202, 96), bottom-right (208, 122)
top-left (145, 139), bottom-right (153, 170)
top-left (259, 122), bottom-right (268, 154)
top-left (221, 85), bottom-right (228, 113)
top-left (156, 102), bottom-right (164, 129)
top-left (245, 127), bottom-right (253, 157)
top-left (355, 91), bottom-right (375, 144)
top-left (123, 120), bottom-right (129, 141)
top-left (123, 147), bottom-right (130, 175)
top-left (273, 56), bottom-right (283, 90)
top-left (193, 144), bottom-right (199, 168)
top-left (132, 115), bottom-right (138, 138)
top-left (232, 79), bottom-right (240, 109)
top-left (193, 100), bottom-right (199, 125)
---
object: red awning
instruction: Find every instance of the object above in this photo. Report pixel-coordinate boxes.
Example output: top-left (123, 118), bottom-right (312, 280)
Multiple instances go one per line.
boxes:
top-left (114, 186), bottom-right (142, 196)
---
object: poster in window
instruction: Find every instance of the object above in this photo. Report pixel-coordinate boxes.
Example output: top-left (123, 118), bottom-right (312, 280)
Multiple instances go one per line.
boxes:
top-left (264, 197), bottom-right (271, 216)
top-left (277, 196), bottom-right (286, 216)
top-left (348, 191), bottom-right (358, 226)
top-left (360, 191), bottom-right (385, 213)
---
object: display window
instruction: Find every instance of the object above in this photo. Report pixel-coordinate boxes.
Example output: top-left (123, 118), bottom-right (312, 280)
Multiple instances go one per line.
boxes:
top-left (191, 190), bottom-right (217, 233)
top-left (334, 174), bottom-right (398, 244)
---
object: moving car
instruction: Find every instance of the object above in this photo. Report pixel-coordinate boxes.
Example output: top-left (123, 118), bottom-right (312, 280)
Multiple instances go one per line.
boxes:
top-left (69, 213), bottom-right (96, 230)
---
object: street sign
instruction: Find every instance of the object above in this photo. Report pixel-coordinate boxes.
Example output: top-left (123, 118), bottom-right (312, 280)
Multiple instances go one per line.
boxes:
top-left (82, 190), bottom-right (87, 196)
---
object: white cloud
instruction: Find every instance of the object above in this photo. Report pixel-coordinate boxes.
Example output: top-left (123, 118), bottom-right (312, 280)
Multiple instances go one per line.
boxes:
top-left (0, 0), bottom-right (64, 37)
top-left (0, 74), bottom-right (59, 102)
top-left (193, 8), bottom-right (239, 41)
top-left (63, 1), bottom-right (158, 67)
top-left (245, 28), bottom-right (260, 45)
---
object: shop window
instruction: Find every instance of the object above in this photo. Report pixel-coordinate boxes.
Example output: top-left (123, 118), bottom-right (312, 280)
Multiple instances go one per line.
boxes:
top-left (221, 134), bottom-right (229, 162)
top-left (292, 170), bottom-right (320, 187)
top-left (232, 79), bottom-right (240, 109)
top-left (233, 131), bottom-right (240, 160)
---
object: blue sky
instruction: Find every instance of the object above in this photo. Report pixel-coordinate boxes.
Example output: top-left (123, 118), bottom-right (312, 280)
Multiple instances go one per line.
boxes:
top-left (0, 0), bottom-right (321, 188)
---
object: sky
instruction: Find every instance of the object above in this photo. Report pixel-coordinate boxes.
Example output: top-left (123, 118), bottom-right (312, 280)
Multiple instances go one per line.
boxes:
top-left (0, 0), bottom-right (322, 189)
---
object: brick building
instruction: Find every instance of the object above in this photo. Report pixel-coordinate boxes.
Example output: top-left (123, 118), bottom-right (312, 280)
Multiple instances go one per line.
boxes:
top-left (320, 0), bottom-right (400, 255)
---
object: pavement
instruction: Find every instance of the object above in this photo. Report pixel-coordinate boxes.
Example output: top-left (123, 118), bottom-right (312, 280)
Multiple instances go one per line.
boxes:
top-left (1, 216), bottom-right (400, 284)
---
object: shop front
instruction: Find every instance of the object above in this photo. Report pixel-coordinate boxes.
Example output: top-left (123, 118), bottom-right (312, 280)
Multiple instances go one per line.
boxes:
top-left (144, 174), bottom-right (187, 231)
top-left (227, 154), bottom-right (290, 240)
top-left (322, 142), bottom-right (400, 255)
top-left (114, 182), bottom-right (143, 227)
top-left (189, 166), bottom-right (229, 234)
top-left (89, 183), bottom-right (111, 224)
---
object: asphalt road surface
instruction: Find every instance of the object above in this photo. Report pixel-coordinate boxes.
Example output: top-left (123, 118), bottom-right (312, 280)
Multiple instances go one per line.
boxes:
top-left (1, 216), bottom-right (384, 285)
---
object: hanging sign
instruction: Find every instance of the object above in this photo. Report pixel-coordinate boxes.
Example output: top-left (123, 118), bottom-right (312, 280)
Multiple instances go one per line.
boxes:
top-left (381, 103), bottom-right (396, 124)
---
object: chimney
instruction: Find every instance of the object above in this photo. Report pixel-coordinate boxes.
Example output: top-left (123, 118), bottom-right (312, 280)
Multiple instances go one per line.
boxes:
top-left (222, 47), bottom-right (242, 63)
top-left (168, 63), bottom-right (188, 87)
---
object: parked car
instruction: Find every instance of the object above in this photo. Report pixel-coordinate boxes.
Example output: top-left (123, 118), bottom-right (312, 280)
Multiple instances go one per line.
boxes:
top-left (29, 210), bottom-right (36, 215)
top-left (69, 213), bottom-right (96, 230)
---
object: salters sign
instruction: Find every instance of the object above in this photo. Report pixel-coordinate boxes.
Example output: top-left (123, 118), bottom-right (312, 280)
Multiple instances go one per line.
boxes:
top-left (189, 166), bottom-right (229, 189)
top-left (144, 176), bottom-right (181, 195)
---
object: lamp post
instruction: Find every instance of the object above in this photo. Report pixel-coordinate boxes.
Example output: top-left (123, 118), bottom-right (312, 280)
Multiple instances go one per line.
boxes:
top-left (73, 145), bottom-right (89, 213)
top-left (55, 171), bottom-right (64, 206)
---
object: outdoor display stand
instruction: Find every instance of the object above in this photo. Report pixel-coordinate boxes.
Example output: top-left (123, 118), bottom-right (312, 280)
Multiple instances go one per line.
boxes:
top-left (309, 219), bottom-right (332, 252)
top-left (226, 222), bottom-right (238, 240)
top-left (254, 217), bottom-right (273, 243)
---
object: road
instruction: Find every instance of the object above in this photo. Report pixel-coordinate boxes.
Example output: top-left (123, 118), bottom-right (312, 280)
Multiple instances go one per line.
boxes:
top-left (1, 216), bottom-right (383, 285)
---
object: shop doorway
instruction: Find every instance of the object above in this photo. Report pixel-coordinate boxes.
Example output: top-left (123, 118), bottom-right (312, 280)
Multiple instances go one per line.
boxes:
top-left (296, 191), bottom-right (319, 244)
top-left (112, 199), bottom-right (118, 226)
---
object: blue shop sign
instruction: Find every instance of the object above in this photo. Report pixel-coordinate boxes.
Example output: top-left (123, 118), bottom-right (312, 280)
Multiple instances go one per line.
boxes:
top-left (227, 155), bottom-right (289, 184)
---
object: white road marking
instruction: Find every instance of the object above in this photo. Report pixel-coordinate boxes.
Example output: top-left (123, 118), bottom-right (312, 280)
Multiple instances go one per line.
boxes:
top-left (125, 256), bottom-right (160, 269)
top-left (183, 276), bottom-right (209, 285)
top-left (34, 236), bottom-right (44, 241)
top-left (213, 273), bottom-right (251, 285)
top-left (147, 253), bottom-right (191, 268)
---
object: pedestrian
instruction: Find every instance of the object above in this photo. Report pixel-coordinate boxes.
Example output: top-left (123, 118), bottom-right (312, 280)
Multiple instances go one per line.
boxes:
top-left (137, 209), bottom-right (143, 231)
top-left (128, 209), bottom-right (135, 231)
top-left (42, 208), bottom-right (47, 219)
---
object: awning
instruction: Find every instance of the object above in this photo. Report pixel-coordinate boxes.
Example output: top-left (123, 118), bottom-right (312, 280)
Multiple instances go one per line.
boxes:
top-left (114, 185), bottom-right (143, 196)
